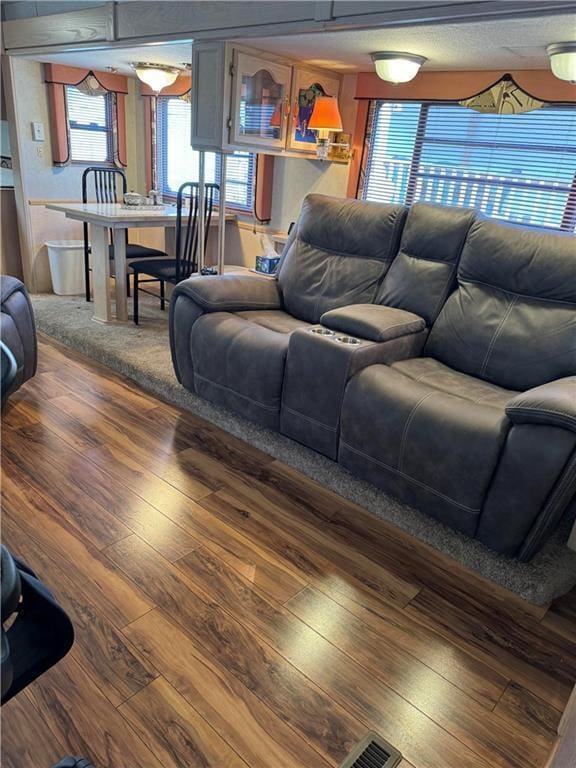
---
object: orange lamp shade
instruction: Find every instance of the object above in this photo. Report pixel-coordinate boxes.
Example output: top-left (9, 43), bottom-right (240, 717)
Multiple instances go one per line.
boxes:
top-left (269, 104), bottom-right (282, 127)
top-left (308, 96), bottom-right (343, 132)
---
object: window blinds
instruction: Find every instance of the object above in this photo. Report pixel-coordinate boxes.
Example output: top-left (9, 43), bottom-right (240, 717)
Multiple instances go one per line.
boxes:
top-left (66, 85), bottom-right (112, 163)
top-left (361, 101), bottom-right (576, 232)
top-left (156, 97), bottom-right (255, 209)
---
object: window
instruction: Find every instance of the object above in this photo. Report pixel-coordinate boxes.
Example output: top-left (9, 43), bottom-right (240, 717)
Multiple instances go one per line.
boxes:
top-left (360, 101), bottom-right (576, 232)
top-left (156, 96), bottom-right (255, 210)
top-left (66, 85), bottom-right (113, 164)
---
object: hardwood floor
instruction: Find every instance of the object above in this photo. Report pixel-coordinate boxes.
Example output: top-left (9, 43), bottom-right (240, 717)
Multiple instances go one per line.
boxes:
top-left (2, 335), bottom-right (575, 768)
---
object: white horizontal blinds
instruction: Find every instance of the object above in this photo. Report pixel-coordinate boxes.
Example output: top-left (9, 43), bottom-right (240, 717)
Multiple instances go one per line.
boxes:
top-left (224, 150), bottom-right (255, 207)
top-left (361, 100), bottom-right (576, 232)
top-left (156, 97), bottom-right (255, 209)
top-left (363, 101), bottom-right (421, 206)
top-left (66, 85), bottom-right (112, 163)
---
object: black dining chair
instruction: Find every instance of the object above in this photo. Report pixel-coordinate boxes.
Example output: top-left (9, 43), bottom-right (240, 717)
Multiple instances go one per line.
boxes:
top-left (131, 181), bottom-right (219, 325)
top-left (81, 167), bottom-right (167, 302)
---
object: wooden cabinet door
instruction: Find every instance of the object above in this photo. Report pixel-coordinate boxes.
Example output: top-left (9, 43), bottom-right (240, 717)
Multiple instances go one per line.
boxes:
top-left (191, 41), bottom-right (227, 151)
top-left (287, 66), bottom-right (341, 153)
top-left (230, 51), bottom-right (292, 150)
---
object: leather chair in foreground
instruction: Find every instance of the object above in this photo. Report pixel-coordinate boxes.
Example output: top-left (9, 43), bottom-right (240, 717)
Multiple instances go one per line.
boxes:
top-left (170, 195), bottom-right (576, 560)
top-left (1, 276), bottom-right (37, 405)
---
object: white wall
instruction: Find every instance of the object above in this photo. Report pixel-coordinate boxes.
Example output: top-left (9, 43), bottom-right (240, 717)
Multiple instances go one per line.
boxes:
top-left (269, 158), bottom-right (350, 231)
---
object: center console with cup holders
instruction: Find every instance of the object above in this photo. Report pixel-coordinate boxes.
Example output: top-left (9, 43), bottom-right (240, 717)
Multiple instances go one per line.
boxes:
top-left (281, 307), bottom-right (427, 459)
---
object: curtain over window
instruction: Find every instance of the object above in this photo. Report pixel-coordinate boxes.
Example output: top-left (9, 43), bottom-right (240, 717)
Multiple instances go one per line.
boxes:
top-left (44, 65), bottom-right (128, 167)
top-left (66, 85), bottom-right (113, 164)
top-left (360, 100), bottom-right (576, 232)
top-left (155, 96), bottom-right (255, 210)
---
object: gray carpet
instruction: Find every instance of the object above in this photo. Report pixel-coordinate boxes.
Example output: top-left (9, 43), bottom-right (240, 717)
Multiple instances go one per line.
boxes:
top-left (30, 291), bottom-right (576, 605)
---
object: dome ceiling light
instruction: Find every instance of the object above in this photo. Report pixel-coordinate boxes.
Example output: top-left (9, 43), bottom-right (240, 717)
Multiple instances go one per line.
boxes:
top-left (370, 52), bottom-right (427, 84)
top-left (547, 42), bottom-right (576, 83)
top-left (131, 62), bottom-right (182, 93)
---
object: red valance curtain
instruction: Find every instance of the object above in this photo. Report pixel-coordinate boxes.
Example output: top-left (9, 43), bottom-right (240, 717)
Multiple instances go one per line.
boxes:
top-left (44, 64), bottom-right (129, 167)
top-left (354, 69), bottom-right (576, 104)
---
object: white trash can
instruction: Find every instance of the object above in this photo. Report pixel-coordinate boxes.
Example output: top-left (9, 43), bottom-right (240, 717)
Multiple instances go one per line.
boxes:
top-left (46, 240), bottom-right (85, 295)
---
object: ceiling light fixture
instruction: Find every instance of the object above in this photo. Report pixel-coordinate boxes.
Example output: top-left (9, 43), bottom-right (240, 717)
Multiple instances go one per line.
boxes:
top-left (370, 52), bottom-right (427, 84)
top-left (131, 62), bottom-right (181, 93)
top-left (546, 42), bottom-right (576, 83)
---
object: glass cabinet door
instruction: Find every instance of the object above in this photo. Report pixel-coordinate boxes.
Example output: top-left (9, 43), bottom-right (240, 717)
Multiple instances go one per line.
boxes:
top-left (287, 67), bottom-right (342, 153)
top-left (231, 51), bottom-right (292, 149)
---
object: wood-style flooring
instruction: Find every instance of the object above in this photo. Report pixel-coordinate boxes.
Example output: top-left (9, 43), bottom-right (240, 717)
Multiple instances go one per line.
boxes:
top-left (2, 335), bottom-right (575, 768)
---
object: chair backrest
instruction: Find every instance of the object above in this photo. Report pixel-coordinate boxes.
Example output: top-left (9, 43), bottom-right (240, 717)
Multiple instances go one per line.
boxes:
top-left (276, 194), bottom-right (407, 323)
top-left (82, 166), bottom-right (127, 204)
top-left (175, 182), bottom-right (219, 280)
top-left (81, 167), bottom-right (128, 250)
top-left (425, 217), bottom-right (576, 391)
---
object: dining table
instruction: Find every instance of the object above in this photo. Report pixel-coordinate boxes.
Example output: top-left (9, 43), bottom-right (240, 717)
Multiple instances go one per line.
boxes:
top-left (45, 202), bottom-right (232, 324)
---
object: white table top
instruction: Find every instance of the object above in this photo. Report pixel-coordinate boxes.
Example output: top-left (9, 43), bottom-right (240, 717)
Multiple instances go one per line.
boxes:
top-left (45, 202), bottom-right (234, 228)
top-left (46, 202), bottom-right (179, 227)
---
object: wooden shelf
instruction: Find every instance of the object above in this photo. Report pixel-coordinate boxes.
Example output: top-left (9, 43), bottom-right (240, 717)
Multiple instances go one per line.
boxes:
top-left (226, 148), bottom-right (352, 164)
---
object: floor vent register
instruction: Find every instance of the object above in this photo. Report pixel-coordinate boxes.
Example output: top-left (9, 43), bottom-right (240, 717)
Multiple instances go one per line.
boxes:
top-left (340, 732), bottom-right (403, 768)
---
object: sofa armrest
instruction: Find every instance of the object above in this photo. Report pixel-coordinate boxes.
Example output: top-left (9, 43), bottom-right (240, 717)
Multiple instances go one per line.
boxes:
top-left (173, 273), bottom-right (282, 312)
top-left (506, 377), bottom-right (576, 433)
top-left (320, 303), bottom-right (426, 342)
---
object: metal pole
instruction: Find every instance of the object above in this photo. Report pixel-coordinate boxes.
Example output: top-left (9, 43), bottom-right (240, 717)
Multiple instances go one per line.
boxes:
top-left (198, 150), bottom-right (206, 272)
top-left (217, 152), bottom-right (227, 274)
top-left (150, 96), bottom-right (158, 191)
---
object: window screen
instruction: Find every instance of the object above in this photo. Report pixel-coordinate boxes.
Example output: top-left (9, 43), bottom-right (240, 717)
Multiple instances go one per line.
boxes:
top-left (361, 101), bottom-right (576, 232)
top-left (66, 85), bottom-right (113, 164)
top-left (156, 96), bottom-right (255, 210)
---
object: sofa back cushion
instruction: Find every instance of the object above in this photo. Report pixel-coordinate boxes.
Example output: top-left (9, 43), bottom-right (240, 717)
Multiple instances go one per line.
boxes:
top-left (277, 194), bottom-right (407, 323)
top-left (425, 218), bottom-right (576, 391)
top-left (376, 203), bottom-right (476, 325)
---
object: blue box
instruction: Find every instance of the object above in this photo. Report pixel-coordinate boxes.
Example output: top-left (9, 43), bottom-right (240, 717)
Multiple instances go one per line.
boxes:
top-left (255, 255), bottom-right (281, 274)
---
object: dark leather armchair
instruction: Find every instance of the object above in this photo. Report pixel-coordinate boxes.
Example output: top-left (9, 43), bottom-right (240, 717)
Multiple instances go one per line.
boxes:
top-left (0, 276), bottom-right (37, 404)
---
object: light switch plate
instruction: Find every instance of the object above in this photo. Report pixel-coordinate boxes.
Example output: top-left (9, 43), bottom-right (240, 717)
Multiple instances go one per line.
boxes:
top-left (31, 121), bottom-right (45, 142)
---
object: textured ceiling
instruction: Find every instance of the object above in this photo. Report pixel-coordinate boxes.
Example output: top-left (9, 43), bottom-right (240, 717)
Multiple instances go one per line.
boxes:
top-left (23, 41), bottom-right (194, 75)
top-left (241, 13), bottom-right (576, 71)
top-left (22, 12), bottom-right (576, 74)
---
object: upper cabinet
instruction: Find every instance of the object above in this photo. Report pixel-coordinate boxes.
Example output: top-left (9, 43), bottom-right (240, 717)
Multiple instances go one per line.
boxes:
top-left (191, 42), bottom-right (343, 158)
top-left (230, 51), bottom-right (292, 150)
top-left (287, 66), bottom-right (341, 153)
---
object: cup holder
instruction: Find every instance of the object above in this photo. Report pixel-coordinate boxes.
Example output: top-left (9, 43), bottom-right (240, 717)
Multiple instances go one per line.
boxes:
top-left (335, 335), bottom-right (361, 345)
top-left (309, 327), bottom-right (335, 336)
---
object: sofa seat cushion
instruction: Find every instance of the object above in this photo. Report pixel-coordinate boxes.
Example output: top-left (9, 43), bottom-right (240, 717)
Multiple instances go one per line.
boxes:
top-left (190, 310), bottom-right (310, 428)
top-left (390, 358), bottom-right (518, 409)
top-left (340, 364), bottom-right (512, 534)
